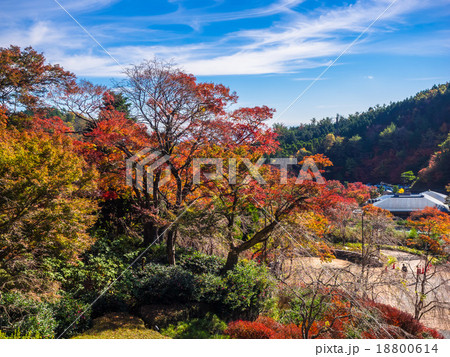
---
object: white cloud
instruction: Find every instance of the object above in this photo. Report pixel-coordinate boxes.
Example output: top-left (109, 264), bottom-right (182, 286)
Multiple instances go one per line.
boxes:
top-left (0, 0), bottom-right (449, 78)
top-left (293, 77), bottom-right (328, 81)
top-left (0, 0), bottom-right (119, 18)
top-left (115, 0), bottom-right (305, 30)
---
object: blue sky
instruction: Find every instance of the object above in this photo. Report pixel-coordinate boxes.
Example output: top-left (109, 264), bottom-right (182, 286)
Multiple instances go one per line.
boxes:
top-left (1, 0), bottom-right (449, 125)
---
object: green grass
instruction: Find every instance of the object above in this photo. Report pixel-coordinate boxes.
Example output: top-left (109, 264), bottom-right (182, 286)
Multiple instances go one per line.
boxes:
top-left (380, 245), bottom-right (424, 256)
top-left (339, 243), bottom-right (424, 256)
top-left (337, 243), bottom-right (446, 265)
top-left (72, 312), bottom-right (167, 339)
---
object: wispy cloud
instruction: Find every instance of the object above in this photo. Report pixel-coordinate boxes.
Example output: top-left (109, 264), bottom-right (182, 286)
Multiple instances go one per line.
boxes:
top-left (293, 77), bottom-right (328, 81)
top-left (0, 0), bottom-right (119, 20)
top-left (0, 0), bottom-right (449, 77)
top-left (104, 0), bottom-right (305, 30)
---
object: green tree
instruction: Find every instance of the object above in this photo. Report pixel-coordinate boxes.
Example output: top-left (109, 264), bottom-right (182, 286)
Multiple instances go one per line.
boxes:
top-left (400, 171), bottom-right (416, 187)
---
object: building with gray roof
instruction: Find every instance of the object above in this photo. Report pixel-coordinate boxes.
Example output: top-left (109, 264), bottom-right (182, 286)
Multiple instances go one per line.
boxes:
top-left (370, 191), bottom-right (449, 216)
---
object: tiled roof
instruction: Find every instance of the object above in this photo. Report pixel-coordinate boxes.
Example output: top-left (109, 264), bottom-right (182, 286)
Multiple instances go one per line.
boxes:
top-left (372, 191), bottom-right (449, 213)
top-left (421, 190), bottom-right (447, 203)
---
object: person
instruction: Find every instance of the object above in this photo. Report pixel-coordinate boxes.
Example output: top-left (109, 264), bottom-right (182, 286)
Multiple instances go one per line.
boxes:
top-left (401, 263), bottom-right (407, 279)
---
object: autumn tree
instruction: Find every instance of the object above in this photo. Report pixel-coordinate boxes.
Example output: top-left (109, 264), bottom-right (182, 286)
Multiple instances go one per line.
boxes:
top-left (54, 59), bottom-right (333, 269)
top-left (54, 60), bottom-right (261, 265)
top-left (0, 125), bottom-right (97, 293)
top-left (418, 133), bottom-right (450, 187)
top-left (278, 268), bottom-right (352, 339)
top-left (113, 59), bottom-right (241, 264)
top-left (50, 79), bottom-right (108, 134)
top-left (0, 46), bottom-right (75, 115)
top-left (312, 180), bottom-right (359, 244)
top-left (355, 205), bottom-right (396, 297)
top-left (407, 207), bottom-right (450, 320)
top-left (345, 182), bottom-right (378, 205)
top-left (197, 147), bottom-right (330, 272)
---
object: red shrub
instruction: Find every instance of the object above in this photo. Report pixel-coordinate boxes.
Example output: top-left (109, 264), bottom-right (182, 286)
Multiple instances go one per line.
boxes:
top-left (327, 318), bottom-right (347, 339)
top-left (224, 320), bottom-right (276, 339)
top-left (255, 316), bottom-right (282, 331)
top-left (421, 327), bottom-right (444, 339)
top-left (374, 303), bottom-right (423, 336)
top-left (274, 324), bottom-right (303, 339)
top-left (225, 317), bottom-right (304, 339)
top-left (361, 329), bottom-right (377, 339)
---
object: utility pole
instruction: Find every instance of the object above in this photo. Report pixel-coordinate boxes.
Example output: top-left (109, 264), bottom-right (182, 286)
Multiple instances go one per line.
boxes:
top-left (353, 208), bottom-right (367, 298)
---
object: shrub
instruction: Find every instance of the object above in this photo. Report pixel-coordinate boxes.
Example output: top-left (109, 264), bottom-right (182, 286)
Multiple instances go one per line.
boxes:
top-left (224, 320), bottom-right (275, 339)
top-left (144, 243), bottom-right (169, 264)
top-left (0, 292), bottom-right (56, 338)
top-left (52, 295), bottom-right (92, 338)
top-left (161, 313), bottom-right (227, 339)
top-left (193, 273), bottom-right (226, 304)
top-left (133, 260), bottom-right (274, 317)
top-left (274, 323), bottom-right (303, 339)
top-left (52, 256), bottom-right (135, 319)
top-left (133, 264), bottom-right (196, 304)
top-left (0, 330), bottom-right (42, 339)
top-left (90, 293), bottom-right (132, 319)
top-left (224, 316), bottom-right (304, 339)
top-left (221, 261), bottom-right (275, 319)
top-left (366, 301), bottom-right (442, 338)
top-left (277, 286), bottom-right (328, 326)
top-left (179, 251), bottom-right (225, 275)
top-left (255, 316), bottom-right (282, 331)
top-left (371, 302), bottom-right (423, 336)
top-left (421, 327), bottom-right (444, 339)
top-left (49, 233), bottom-right (138, 316)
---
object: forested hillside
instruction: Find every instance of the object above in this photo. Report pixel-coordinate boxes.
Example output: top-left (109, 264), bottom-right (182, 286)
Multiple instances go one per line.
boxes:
top-left (275, 83), bottom-right (450, 187)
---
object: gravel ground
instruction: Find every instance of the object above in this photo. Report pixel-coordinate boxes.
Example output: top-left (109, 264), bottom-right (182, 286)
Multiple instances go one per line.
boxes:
top-left (286, 250), bottom-right (450, 337)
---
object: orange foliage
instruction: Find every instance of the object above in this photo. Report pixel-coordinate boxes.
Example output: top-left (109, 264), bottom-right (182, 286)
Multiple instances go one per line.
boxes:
top-left (407, 207), bottom-right (450, 255)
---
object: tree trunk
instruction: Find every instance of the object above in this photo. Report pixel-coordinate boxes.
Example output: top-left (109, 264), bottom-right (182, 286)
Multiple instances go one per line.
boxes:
top-left (222, 249), bottom-right (240, 274)
top-left (221, 220), bottom-right (279, 274)
top-left (143, 221), bottom-right (159, 246)
top-left (166, 229), bottom-right (177, 265)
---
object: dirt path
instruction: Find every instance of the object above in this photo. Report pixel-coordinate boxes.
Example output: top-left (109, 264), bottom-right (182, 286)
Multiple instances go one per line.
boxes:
top-left (286, 250), bottom-right (450, 336)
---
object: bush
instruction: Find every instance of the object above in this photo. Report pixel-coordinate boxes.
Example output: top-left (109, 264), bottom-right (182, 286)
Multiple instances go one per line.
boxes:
top-left (90, 293), bottom-right (132, 319)
top-left (193, 273), bottom-right (226, 304)
top-left (0, 330), bottom-right (42, 339)
top-left (421, 327), bottom-right (444, 339)
top-left (133, 264), bottom-right (196, 304)
top-left (52, 295), bottom-right (92, 338)
top-left (161, 313), bottom-right (227, 338)
top-left (221, 261), bottom-right (275, 319)
top-left (132, 259), bottom-right (274, 321)
top-left (224, 316), bottom-right (303, 339)
top-left (51, 256), bottom-right (135, 319)
top-left (277, 288), bottom-right (329, 326)
top-left (225, 320), bottom-right (275, 339)
top-left (48, 233), bottom-right (138, 317)
top-left (143, 244), bottom-right (168, 264)
top-left (179, 251), bottom-right (225, 275)
top-left (0, 292), bottom-right (56, 338)
top-left (367, 301), bottom-right (443, 338)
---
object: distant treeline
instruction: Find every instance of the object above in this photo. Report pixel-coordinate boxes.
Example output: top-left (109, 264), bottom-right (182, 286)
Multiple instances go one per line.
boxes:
top-left (275, 83), bottom-right (450, 188)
